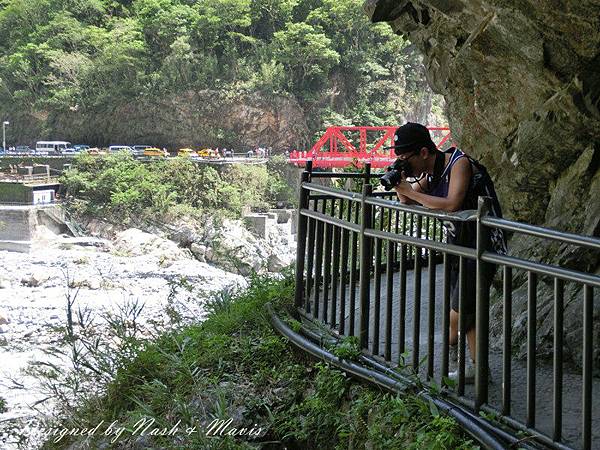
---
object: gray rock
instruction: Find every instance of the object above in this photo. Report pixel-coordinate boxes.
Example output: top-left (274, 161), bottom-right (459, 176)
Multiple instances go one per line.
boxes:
top-left (168, 221), bottom-right (201, 247)
top-left (57, 237), bottom-right (112, 251)
top-left (267, 253), bottom-right (288, 273)
top-left (68, 277), bottom-right (101, 290)
top-left (190, 243), bottom-right (207, 262)
top-left (21, 271), bottom-right (50, 287)
top-left (269, 208), bottom-right (294, 224)
top-left (243, 214), bottom-right (274, 238)
top-left (113, 228), bottom-right (191, 265)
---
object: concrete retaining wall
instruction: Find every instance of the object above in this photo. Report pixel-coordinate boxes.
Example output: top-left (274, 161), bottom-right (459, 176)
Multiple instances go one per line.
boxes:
top-left (0, 205), bottom-right (70, 252)
top-left (0, 208), bottom-right (33, 241)
top-left (243, 214), bottom-right (275, 238)
top-left (37, 208), bottom-right (69, 235)
top-left (244, 208), bottom-right (298, 238)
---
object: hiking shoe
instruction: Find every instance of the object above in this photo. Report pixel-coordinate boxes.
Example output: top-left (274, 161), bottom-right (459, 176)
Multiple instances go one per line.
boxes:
top-left (448, 361), bottom-right (493, 385)
top-left (448, 358), bottom-right (476, 384)
top-left (449, 344), bottom-right (458, 370)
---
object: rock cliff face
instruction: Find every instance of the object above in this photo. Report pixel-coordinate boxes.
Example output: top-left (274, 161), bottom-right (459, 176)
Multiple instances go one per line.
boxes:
top-left (28, 91), bottom-right (310, 151)
top-left (365, 1), bottom-right (600, 366)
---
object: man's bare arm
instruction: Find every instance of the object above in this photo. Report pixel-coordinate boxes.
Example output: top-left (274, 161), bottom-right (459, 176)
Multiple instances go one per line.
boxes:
top-left (394, 158), bottom-right (471, 212)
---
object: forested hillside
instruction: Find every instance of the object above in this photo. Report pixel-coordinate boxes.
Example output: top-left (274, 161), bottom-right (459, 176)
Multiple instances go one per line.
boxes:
top-left (0, 0), bottom-right (444, 149)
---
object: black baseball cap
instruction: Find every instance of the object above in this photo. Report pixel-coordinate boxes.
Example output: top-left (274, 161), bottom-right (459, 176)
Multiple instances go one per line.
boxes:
top-left (385, 122), bottom-right (435, 154)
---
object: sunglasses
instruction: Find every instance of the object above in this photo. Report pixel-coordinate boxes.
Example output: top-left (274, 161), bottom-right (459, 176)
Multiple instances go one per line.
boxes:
top-left (394, 149), bottom-right (419, 159)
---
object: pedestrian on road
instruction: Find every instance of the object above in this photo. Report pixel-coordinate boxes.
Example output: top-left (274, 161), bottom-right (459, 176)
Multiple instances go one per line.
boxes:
top-left (389, 122), bottom-right (506, 383)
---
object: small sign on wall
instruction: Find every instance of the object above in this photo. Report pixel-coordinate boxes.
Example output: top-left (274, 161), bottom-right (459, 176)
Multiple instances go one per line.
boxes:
top-left (33, 190), bottom-right (55, 204)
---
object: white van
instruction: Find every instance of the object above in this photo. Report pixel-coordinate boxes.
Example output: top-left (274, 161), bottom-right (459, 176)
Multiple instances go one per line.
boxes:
top-left (36, 141), bottom-right (71, 155)
top-left (109, 145), bottom-right (134, 154)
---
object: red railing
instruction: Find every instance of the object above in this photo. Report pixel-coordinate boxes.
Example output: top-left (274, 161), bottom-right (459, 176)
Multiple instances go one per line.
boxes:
top-left (289, 126), bottom-right (452, 168)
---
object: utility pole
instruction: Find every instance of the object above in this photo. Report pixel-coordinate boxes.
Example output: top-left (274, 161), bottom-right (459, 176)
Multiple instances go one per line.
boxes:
top-left (2, 121), bottom-right (9, 152)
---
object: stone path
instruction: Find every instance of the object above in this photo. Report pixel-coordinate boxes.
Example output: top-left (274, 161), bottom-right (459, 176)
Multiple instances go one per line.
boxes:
top-left (308, 265), bottom-right (599, 450)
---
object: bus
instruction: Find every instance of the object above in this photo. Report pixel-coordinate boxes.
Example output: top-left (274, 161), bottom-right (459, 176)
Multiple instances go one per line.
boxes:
top-left (36, 141), bottom-right (71, 155)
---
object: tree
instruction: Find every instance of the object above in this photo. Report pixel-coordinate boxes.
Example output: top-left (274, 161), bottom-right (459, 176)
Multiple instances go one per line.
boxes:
top-left (250, 0), bottom-right (298, 40)
top-left (273, 21), bottom-right (339, 96)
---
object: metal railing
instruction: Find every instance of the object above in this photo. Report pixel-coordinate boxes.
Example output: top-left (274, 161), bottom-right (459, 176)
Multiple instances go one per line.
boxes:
top-left (0, 173), bottom-right (59, 183)
top-left (293, 161), bottom-right (600, 450)
top-left (0, 199), bottom-right (62, 206)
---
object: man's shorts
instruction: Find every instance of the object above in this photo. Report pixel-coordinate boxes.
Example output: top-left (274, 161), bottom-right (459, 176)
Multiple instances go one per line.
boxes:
top-left (449, 257), bottom-right (494, 331)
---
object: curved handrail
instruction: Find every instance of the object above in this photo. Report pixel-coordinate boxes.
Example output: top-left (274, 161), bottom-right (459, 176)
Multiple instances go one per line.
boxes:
top-left (266, 303), bottom-right (512, 450)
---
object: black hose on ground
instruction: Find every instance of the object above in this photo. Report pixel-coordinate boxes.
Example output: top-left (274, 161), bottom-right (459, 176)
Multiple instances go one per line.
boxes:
top-left (266, 303), bottom-right (512, 450)
top-left (293, 308), bottom-right (540, 450)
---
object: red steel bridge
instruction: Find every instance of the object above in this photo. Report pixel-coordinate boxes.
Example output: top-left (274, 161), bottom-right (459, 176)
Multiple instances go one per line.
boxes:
top-left (289, 126), bottom-right (453, 169)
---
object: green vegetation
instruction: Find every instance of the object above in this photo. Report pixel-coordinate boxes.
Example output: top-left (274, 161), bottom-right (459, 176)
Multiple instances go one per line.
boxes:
top-left (0, 181), bottom-right (31, 203)
top-left (60, 152), bottom-right (293, 220)
top-left (0, 0), bottom-right (442, 146)
top-left (41, 271), bottom-right (475, 449)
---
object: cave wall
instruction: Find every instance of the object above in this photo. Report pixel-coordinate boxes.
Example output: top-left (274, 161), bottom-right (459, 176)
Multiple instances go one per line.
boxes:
top-left (364, 0), bottom-right (600, 366)
top-left (365, 0), bottom-right (599, 231)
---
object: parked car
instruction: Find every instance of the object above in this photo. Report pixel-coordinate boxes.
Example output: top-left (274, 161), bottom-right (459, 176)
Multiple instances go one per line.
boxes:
top-left (62, 148), bottom-right (78, 155)
top-left (143, 147), bottom-right (168, 157)
top-left (132, 145), bottom-right (151, 156)
top-left (85, 147), bottom-right (107, 156)
top-left (15, 145), bottom-right (33, 154)
top-left (177, 148), bottom-right (199, 158)
top-left (73, 144), bottom-right (90, 152)
top-left (198, 148), bottom-right (219, 158)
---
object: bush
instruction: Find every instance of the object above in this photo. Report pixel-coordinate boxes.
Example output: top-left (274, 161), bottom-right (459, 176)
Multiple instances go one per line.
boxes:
top-left (60, 155), bottom-right (291, 221)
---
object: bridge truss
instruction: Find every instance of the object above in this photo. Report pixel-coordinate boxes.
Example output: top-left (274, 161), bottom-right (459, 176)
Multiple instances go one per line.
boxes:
top-left (289, 126), bottom-right (453, 169)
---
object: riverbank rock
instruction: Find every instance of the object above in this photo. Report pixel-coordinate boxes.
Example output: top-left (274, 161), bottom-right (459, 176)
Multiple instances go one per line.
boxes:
top-left (206, 219), bottom-right (269, 276)
top-left (21, 271), bottom-right (50, 288)
top-left (79, 213), bottom-right (294, 275)
top-left (83, 218), bottom-right (126, 240)
top-left (267, 254), bottom-right (288, 273)
top-left (55, 237), bottom-right (112, 251)
top-left (190, 243), bottom-right (208, 263)
top-left (113, 228), bottom-right (192, 266)
top-left (68, 277), bottom-right (102, 290)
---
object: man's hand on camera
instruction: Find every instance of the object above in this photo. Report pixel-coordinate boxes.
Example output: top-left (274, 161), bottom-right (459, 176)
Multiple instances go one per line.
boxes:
top-left (393, 178), bottom-right (412, 195)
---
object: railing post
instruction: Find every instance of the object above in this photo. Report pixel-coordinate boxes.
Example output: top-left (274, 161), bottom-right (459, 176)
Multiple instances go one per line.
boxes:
top-left (294, 161), bottom-right (312, 308)
top-left (582, 284), bottom-right (593, 450)
top-left (411, 215), bottom-right (423, 373)
top-left (358, 163), bottom-right (372, 349)
top-left (475, 196), bottom-right (492, 410)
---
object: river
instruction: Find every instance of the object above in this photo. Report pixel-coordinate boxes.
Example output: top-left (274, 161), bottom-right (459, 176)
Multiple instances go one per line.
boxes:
top-left (0, 219), bottom-right (295, 449)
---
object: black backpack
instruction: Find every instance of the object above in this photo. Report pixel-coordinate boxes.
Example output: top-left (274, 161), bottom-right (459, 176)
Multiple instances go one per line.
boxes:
top-left (445, 148), bottom-right (508, 255)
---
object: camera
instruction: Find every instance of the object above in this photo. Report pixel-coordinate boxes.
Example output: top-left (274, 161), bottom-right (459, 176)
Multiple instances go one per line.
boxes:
top-left (380, 158), bottom-right (410, 191)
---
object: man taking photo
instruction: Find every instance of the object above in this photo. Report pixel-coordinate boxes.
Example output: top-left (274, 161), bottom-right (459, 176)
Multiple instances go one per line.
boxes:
top-left (387, 122), bottom-right (506, 383)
